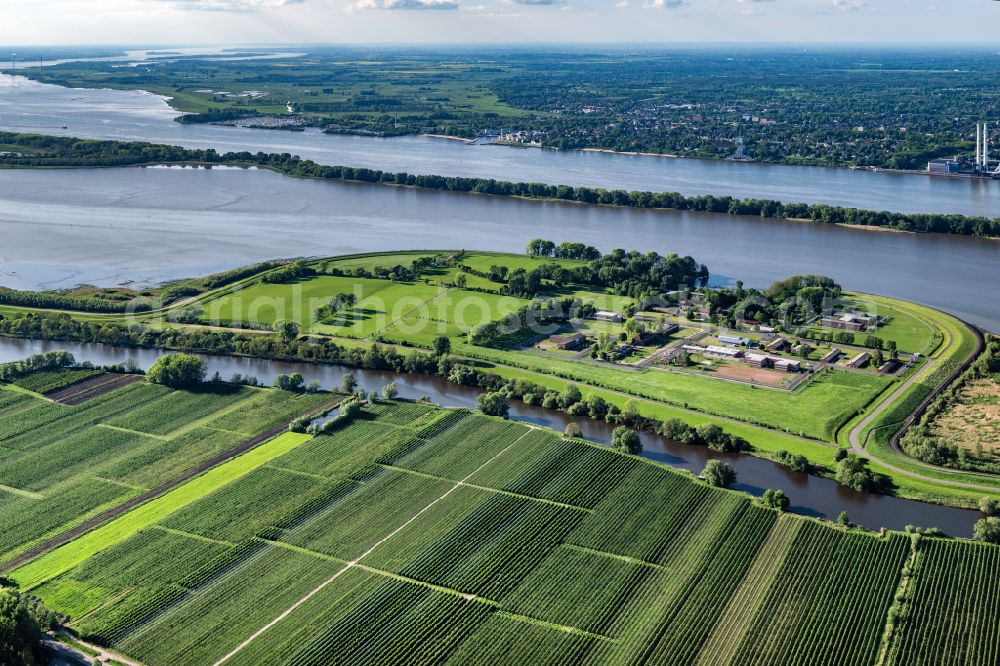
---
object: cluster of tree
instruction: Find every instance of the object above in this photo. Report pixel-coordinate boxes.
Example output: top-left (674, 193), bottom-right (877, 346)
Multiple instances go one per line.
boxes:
top-left (145, 353), bottom-right (207, 389)
top-left (761, 488), bottom-right (791, 511)
top-left (0, 588), bottom-right (58, 665)
top-left (526, 239), bottom-right (601, 261)
top-left (901, 337), bottom-right (999, 473)
top-left (5, 132), bottom-right (1000, 238)
top-left (0, 350), bottom-right (75, 383)
top-left (476, 391), bottom-right (510, 418)
top-left (773, 449), bottom-right (812, 473)
top-left (261, 260), bottom-right (315, 284)
top-left (659, 418), bottom-right (750, 453)
top-left (834, 453), bottom-right (891, 494)
top-left (467, 297), bottom-right (587, 347)
top-left (0, 288), bottom-right (151, 314)
top-left (176, 108), bottom-right (261, 124)
top-left (313, 293), bottom-right (357, 323)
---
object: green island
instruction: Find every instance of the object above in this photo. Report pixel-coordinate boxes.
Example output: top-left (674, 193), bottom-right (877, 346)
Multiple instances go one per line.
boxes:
top-left (0, 246), bottom-right (993, 512)
top-left (2, 132), bottom-right (999, 238)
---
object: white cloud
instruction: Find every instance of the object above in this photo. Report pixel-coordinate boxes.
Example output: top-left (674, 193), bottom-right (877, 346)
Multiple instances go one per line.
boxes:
top-left (511, 0), bottom-right (566, 5)
top-left (157, 0), bottom-right (306, 10)
top-left (353, 0), bottom-right (459, 9)
top-left (644, 0), bottom-right (685, 8)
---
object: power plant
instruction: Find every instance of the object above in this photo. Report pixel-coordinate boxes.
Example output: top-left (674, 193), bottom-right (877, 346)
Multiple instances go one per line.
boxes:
top-left (928, 122), bottom-right (1000, 178)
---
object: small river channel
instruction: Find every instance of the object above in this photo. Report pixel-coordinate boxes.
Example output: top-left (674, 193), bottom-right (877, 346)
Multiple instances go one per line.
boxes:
top-left (0, 336), bottom-right (980, 537)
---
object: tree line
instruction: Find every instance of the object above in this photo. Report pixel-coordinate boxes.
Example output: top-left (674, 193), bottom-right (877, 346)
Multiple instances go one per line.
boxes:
top-left (3, 132), bottom-right (999, 239)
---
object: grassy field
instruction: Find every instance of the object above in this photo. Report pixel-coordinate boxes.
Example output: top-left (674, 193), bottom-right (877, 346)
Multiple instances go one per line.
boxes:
top-left (8, 400), bottom-right (994, 666)
top-left (460, 343), bottom-right (891, 442)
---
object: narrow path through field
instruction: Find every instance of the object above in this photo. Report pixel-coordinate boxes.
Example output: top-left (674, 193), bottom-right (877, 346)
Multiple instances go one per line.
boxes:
top-left (211, 429), bottom-right (531, 666)
top-left (848, 319), bottom-right (995, 493)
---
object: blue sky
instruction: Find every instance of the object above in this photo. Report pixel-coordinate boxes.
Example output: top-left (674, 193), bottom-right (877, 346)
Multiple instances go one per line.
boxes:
top-left (0, 0), bottom-right (997, 45)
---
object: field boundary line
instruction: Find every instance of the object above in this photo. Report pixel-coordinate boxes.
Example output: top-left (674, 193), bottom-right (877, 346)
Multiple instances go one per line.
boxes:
top-left (493, 610), bottom-right (615, 642)
top-left (150, 524), bottom-right (236, 547)
top-left (264, 464), bottom-right (329, 481)
top-left (370, 286), bottom-right (451, 338)
top-left (93, 477), bottom-right (149, 493)
top-left (158, 389), bottom-right (264, 440)
top-left (259, 538), bottom-right (614, 644)
top-left (95, 423), bottom-right (168, 441)
top-left (211, 429), bottom-right (528, 666)
top-left (0, 484), bottom-right (44, 500)
top-left (563, 543), bottom-right (665, 570)
top-left (378, 463), bottom-right (593, 513)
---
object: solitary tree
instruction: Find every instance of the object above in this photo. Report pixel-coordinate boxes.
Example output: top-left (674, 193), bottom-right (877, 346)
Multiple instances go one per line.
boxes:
top-left (341, 373), bottom-right (358, 394)
top-left (837, 511), bottom-right (851, 527)
top-left (974, 516), bottom-right (1000, 544)
top-left (762, 489), bottom-right (790, 512)
top-left (702, 460), bottom-right (737, 488)
top-left (564, 422), bottom-right (582, 439)
top-left (612, 426), bottom-right (642, 455)
top-left (146, 353), bottom-right (206, 389)
top-left (274, 320), bottom-right (300, 343)
top-left (381, 382), bottom-right (399, 400)
top-left (477, 391), bottom-right (509, 418)
top-left (433, 335), bottom-right (452, 356)
top-left (980, 496), bottom-right (999, 516)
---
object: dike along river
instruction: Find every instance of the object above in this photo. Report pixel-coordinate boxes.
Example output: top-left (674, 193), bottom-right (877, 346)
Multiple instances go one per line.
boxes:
top-left (0, 166), bottom-right (998, 332)
top-left (0, 336), bottom-right (980, 536)
top-left (2, 73), bottom-right (1000, 218)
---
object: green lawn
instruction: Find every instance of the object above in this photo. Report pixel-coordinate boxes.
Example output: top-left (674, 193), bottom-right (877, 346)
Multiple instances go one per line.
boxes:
top-left (460, 344), bottom-right (890, 441)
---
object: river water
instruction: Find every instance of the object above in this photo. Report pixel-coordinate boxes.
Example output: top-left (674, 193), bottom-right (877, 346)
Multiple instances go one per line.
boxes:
top-left (1, 73), bottom-right (1000, 217)
top-left (0, 336), bottom-right (979, 536)
top-left (1, 165), bottom-right (997, 332)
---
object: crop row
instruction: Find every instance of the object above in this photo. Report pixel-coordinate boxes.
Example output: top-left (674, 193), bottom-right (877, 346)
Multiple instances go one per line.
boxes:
top-left (104, 386), bottom-right (253, 436)
top-left (447, 613), bottom-right (598, 665)
top-left (0, 382), bottom-right (166, 450)
top-left (568, 463), bottom-right (721, 563)
top-left (162, 465), bottom-right (333, 543)
top-left (500, 545), bottom-right (652, 636)
top-left (892, 539), bottom-right (1000, 666)
top-left (286, 469), bottom-right (454, 562)
top-left (639, 505), bottom-right (777, 665)
top-left (117, 545), bottom-right (344, 666)
top-left (0, 426), bottom-right (150, 492)
top-left (209, 390), bottom-right (332, 435)
top-left (394, 415), bottom-right (525, 480)
top-left (287, 580), bottom-right (492, 666)
top-left (10, 368), bottom-right (103, 395)
top-left (398, 494), bottom-right (585, 600)
top-left (0, 479), bottom-right (130, 562)
top-left (471, 431), bottom-right (639, 509)
top-left (277, 418), bottom-right (418, 479)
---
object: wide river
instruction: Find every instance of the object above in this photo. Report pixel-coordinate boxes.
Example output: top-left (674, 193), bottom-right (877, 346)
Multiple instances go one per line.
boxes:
top-left (1, 165), bottom-right (998, 331)
top-left (2, 73), bottom-right (1000, 217)
top-left (0, 336), bottom-right (979, 536)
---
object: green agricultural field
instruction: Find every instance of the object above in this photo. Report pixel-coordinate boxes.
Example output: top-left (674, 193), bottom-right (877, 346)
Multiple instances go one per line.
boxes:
top-left (7, 400), bottom-right (997, 666)
top-left (0, 381), bottom-right (329, 565)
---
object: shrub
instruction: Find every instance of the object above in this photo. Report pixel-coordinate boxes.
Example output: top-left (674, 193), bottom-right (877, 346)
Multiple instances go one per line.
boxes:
top-left (702, 460), bottom-right (736, 488)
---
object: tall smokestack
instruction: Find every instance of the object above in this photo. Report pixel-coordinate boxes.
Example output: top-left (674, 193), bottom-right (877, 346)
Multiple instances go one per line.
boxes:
top-left (977, 123), bottom-right (982, 168)
top-left (983, 123), bottom-right (990, 171)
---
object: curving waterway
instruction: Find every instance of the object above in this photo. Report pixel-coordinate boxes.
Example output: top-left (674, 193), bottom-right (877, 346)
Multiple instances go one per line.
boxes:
top-left (0, 336), bottom-right (980, 536)
top-left (1, 73), bottom-right (1000, 217)
top-left (0, 165), bottom-right (997, 332)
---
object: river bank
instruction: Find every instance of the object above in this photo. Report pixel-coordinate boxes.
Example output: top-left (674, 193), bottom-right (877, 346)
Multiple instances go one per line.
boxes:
top-left (0, 335), bottom-right (981, 535)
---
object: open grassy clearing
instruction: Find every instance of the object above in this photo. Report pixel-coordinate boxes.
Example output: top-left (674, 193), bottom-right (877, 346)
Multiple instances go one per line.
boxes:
top-left (7, 400), bottom-right (993, 665)
top-left (461, 343), bottom-right (891, 441)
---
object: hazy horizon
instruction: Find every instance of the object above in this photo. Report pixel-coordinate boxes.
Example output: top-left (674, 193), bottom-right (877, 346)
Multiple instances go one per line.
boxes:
top-left (1, 1), bottom-right (997, 47)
